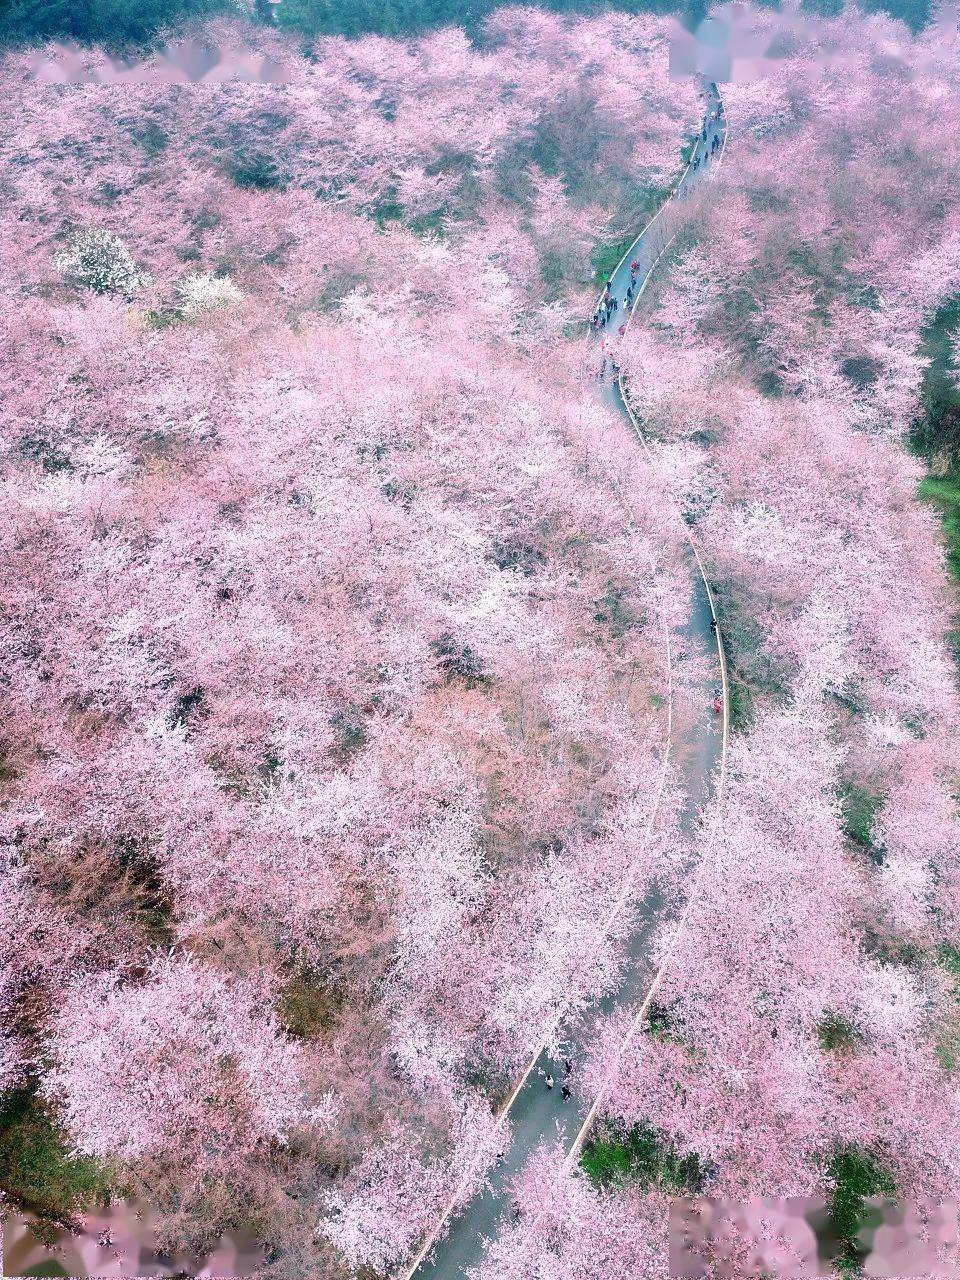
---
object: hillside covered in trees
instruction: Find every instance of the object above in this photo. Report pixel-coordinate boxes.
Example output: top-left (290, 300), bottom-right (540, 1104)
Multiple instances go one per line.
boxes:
top-left (1, 3), bottom-right (959, 1279)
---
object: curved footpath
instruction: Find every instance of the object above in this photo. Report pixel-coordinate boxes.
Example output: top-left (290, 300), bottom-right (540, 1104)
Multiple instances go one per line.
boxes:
top-left (402, 83), bottom-right (729, 1280)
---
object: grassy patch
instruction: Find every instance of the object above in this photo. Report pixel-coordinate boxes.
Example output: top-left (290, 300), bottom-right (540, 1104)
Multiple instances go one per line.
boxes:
top-left (644, 999), bottom-right (688, 1045)
top-left (825, 1147), bottom-right (895, 1274)
top-left (726, 678), bottom-right (753, 735)
top-left (935, 944), bottom-right (960, 1070)
top-left (917, 471), bottom-right (960, 666)
top-left (838, 781), bottom-right (884, 864)
top-left (580, 1122), bottom-right (706, 1193)
top-left (0, 1089), bottom-right (112, 1223)
top-left (816, 1011), bottom-right (860, 1055)
top-left (911, 296), bottom-right (960, 468)
top-left (707, 581), bottom-right (791, 735)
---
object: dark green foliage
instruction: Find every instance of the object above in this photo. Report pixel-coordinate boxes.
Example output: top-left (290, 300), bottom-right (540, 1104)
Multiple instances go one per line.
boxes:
top-left (276, 0), bottom-right (715, 41)
top-left (0, 0), bottom-right (935, 50)
top-left (644, 999), bottom-right (687, 1043)
top-left (0, 0), bottom-right (229, 49)
top-left (918, 472), bottom-right (960, 667)
top-left (841, 354), bottom-right (882, 390)
top-left (824, 1147), bottom-right (895, 1274)
top-left (911, 297), bottom-right (960, 468)
top-left (0, 1089), bottom-right (112, 1222)
top-left (430, 631), bottom-right (487, 685)
top-left (580, 1122), bottom-right (707, 1192)
top-left (227, 150), bottom-right (286, 192)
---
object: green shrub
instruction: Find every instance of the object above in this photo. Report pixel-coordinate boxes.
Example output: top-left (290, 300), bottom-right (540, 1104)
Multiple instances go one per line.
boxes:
top-left (580, 1122), bottom-right (706, 1193)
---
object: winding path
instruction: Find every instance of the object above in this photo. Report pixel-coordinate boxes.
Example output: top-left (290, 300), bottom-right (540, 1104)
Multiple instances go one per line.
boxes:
top-left (401, 82), bottom-right (729, 1280)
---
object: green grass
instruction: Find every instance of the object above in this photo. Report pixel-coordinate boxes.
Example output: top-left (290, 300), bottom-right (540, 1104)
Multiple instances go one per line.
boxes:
top-left (918, 471), bottom-right (960, 666)
top-left (838, 781), bottom-right (884, 864)
top-left (935, 944), bottom-right (960, 1070)
top-left (588, 160), bottom-right (687, 287)
top-left (910, 295), bottom-right (960, 669)
top-left (816, 1011), bottom-right (860, 1054)
top-left (726, 678), bottom-right (753, 735)
top-left (825, 1147), bottom-right (895, 1274)
top-left (580, 1122), bottom-right (706, 1193)
top-left (644, 999), bottom-right (688, 1045)
top-left (0, 1089), bottom-right (112, 1223)
top-left (911, 296), bottom-right (960, 467)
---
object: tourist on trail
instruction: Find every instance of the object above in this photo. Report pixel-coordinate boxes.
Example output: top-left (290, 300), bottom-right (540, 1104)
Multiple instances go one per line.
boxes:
top-left (561, 1085), bottom-right (572, 1102)
top-left (618, 323), bottom-right (626, 338)
top-left (564, 1058), bottom-right (573, 1074)
top-left (713, 695), bottom-right (722, 715)
top-left (710, 617), bottom-right (718, 633)
top-left (545, 1073), bottom-right (555, 1090)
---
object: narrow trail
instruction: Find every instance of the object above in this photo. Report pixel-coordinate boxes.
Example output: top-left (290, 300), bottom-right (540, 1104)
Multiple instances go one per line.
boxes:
top-left (402, 82), bottom-right (729, 1280)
